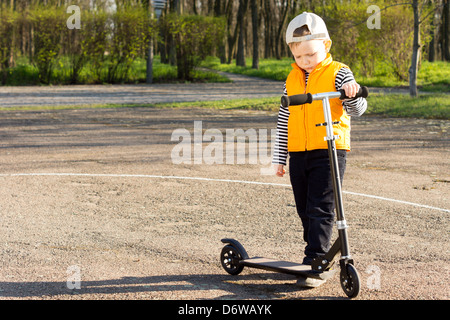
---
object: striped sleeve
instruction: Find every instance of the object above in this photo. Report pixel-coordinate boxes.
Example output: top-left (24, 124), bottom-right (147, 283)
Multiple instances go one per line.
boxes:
top-left (335, 68), bottom-right (367, 117)
top-left (272, 83), bottom-right (289, 165)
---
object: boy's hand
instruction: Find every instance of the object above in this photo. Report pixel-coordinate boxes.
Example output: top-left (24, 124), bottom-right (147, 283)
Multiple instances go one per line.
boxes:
top-left (342, 80), bottom-right (360, 99)
top-left (275, 164), bottom-right (286, 177)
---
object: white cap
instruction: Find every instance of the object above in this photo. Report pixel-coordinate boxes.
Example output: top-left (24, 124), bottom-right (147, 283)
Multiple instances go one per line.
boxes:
top-left (286, 12), bottom-right (330, 44)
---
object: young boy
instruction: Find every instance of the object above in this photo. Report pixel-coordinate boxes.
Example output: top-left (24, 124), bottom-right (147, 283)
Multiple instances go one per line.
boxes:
top-left (272, 12), bottom-right (367, 287)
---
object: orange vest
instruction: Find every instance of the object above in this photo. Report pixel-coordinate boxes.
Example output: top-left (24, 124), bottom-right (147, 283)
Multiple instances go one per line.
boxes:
top-left (286, 54), bottom-right (351, 151)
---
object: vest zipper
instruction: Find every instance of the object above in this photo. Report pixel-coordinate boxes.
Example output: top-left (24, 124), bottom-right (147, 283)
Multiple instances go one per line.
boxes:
top-left (304, 73), bottom-right (308, 151)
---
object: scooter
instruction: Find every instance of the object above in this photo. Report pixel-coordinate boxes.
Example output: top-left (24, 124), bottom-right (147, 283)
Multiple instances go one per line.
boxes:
top-left (220, 86), bottom-right (369, 298)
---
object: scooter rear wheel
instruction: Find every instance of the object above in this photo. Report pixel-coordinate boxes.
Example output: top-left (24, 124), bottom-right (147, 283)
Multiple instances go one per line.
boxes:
top-left (221, 245), bottom-right (244, 275)
top-left (340, 263), bottom-right (360, 298)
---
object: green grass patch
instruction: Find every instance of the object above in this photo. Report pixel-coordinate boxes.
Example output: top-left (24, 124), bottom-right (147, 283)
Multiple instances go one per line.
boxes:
top-left (3, 93), bottom-right (447, 120)
top-left (366, 93), bottom-right (449, 119)
top-left (0, 97), bottom-right (281, 112)
top-left (2, 56), bottom-right (230, 85)
top-left (417, 61), bottom-right (450, 92)
top-left (155, 93), bottom-right (449, 119)
top-left (201, 56), bottom-right (292, 81)
top-left (353, 61), bottom-right (406, 88)
top-left (202, 56), bottom-right (450, 92)
top-left (355, 60), bottom-right (450, 92)
top-left (154, 96), bottom-right (281, 111)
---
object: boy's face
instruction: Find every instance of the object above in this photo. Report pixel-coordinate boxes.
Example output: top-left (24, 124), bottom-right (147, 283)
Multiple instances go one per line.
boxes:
top-left (290, 39), bottom-right (329, 73)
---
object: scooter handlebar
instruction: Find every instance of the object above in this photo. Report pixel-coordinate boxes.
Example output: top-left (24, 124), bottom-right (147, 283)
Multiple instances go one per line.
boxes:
top-left (281, 93), bottom-right (313, 107)
top-left (339, 86), bottom-right (369, 100)
top-left (281, 86), bottom-right (369, 108)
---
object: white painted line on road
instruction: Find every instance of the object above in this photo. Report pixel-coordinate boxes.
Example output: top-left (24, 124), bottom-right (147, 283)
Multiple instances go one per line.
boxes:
top-left (342, 190), bottom-right (450, 213)
top-left (1, 172), bottom-right (449, 213)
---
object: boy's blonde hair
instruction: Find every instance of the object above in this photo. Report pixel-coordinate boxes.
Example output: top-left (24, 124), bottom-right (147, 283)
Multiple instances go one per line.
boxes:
top-left (288, 25), bottom-right (311, 51)
top-left (288, 24), bottom-right (332, 53)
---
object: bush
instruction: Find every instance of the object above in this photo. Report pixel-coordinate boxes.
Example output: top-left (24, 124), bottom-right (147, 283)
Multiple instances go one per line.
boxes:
top-left (0, 10), bottom-right (16, 84)
top-left (61, 10), bottom-right (106, 84)
top-left (105, 8), bottom-right (156, 83)
top-left (61, 9), bottom-right (156, 84)
top-left (162, 14), bottom-right (226, 81)
top-left (321, 1), bottom-right (432, 81)
top-left (79, 10), bottom-right (110, 83)
top-left (1, 5), bottom-right (157, 85)
top-left (30, 7), bottom-right (65, 84)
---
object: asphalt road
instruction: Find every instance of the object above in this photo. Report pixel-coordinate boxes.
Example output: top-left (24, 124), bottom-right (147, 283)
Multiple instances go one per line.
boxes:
top-left (0, 72), bottom-right (284, 108)
top-left (0, 73), bottom-right (448, 302)
top-left (0, 71), bottom-right (419, 109)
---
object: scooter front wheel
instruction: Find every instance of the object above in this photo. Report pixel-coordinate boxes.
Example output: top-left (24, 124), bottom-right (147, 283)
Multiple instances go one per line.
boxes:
top-left (340, 263), bottom-right (360, 298)
top-left (220, 245), bottom-right (244, 275)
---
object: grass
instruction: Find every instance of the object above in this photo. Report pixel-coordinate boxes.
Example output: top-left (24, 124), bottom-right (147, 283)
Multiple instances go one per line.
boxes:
top-left (353, 60), bottom-right (450, 92)
top-left (3, 93), bottom-right (448, 120)
top-left (0, 97), bottom-right (281, 112)
top-left (417, 61), bottom-right (450, 92)
top-left (201, 56), bottom-right (292, 81)
top-left (365, 93), bottom-right (450, 119)
top-left (202, 56), bottom-right (450, 92)
top-left (2, 56), bottom-right (230, 86)
top-left (149, 93), bottom-right (450, 119)
top-left (153, 97), bottom-right (281, 111)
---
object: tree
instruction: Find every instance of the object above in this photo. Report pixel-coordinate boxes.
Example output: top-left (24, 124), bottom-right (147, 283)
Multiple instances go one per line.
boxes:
top-left (275, 0), bottom-right (290, 60)
top-left (410, 0), bottom-right (421, 96)
top-left (31, 6), bottom-right (65, 84)
top-left (444, 0), bottom-right (450, 60)
top-left (144, 0), bottom-right (156, 84)
top-left (251, 0), bottom-right (259, 69)
top-left (167, 14), bottom-right (226, 80)
top-left (409, 0), bottom-right (439, 96)
top-left (0, 8), bottom-right (16, 84)
top-left (236, 0), bottom-right (249, 67)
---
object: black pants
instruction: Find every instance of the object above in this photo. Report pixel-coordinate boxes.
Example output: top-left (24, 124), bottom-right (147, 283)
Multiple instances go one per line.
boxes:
top-left (289, 149), bottom-right (347, 264)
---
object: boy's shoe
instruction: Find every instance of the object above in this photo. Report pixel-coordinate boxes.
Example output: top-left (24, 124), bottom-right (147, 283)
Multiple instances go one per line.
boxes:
top-left (296, 276), bottom-right (326, 288)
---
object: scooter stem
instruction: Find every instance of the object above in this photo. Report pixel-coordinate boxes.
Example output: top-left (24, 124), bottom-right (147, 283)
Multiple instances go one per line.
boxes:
top-left (310, 94), bottom-right (353, 272)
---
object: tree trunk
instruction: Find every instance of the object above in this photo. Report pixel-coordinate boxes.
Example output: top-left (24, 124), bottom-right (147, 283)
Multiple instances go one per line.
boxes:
top-left (146, 1), bottom-right (154, 84)
top-left (236, 0), bottom-right (248, 67)
top-left (214, 0), bottom-right (227, 64)
top-left (428, 10), bottom-right (435, 62)
top-left (275, 0), bottom-right (290, 60)
top-left (236, 18), bottom-right (246, 66)
top-left (409, 0), bottom-right (420, 97)
top-left (444, 0), bottom-right (450, 60)
top-left (251, 0), bottom-right (259, 69)
top-left (146, 36), bottom-right (154, 84)
top-left (168, 0), bottom-right (182, 66)
top-left (226, 0), bottom-right (238, 64)
top-left (263, 0), bottom-right (273, 59)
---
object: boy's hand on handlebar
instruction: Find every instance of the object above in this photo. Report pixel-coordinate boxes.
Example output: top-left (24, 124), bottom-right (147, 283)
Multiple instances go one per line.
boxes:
top-left (275, 164), bottom-right (286, 177)
top-left (341, 81), bottom-right (360, 99)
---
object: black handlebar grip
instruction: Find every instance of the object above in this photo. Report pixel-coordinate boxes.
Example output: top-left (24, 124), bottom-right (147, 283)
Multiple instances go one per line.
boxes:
top-left (339, 86), bottom-right (369, 100)
top-left (281, 86), bottom-right (368, 108)
top-left (281, 93), bottom-right (313, 107)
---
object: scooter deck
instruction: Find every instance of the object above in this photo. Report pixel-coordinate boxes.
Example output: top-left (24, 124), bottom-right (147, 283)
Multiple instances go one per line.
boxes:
top-left (241, 257), bottom-right (337, 280)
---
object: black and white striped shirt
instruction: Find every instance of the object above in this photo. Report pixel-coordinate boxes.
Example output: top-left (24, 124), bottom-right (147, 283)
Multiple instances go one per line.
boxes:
top-left (272, 68), bottom-right (367, 165)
